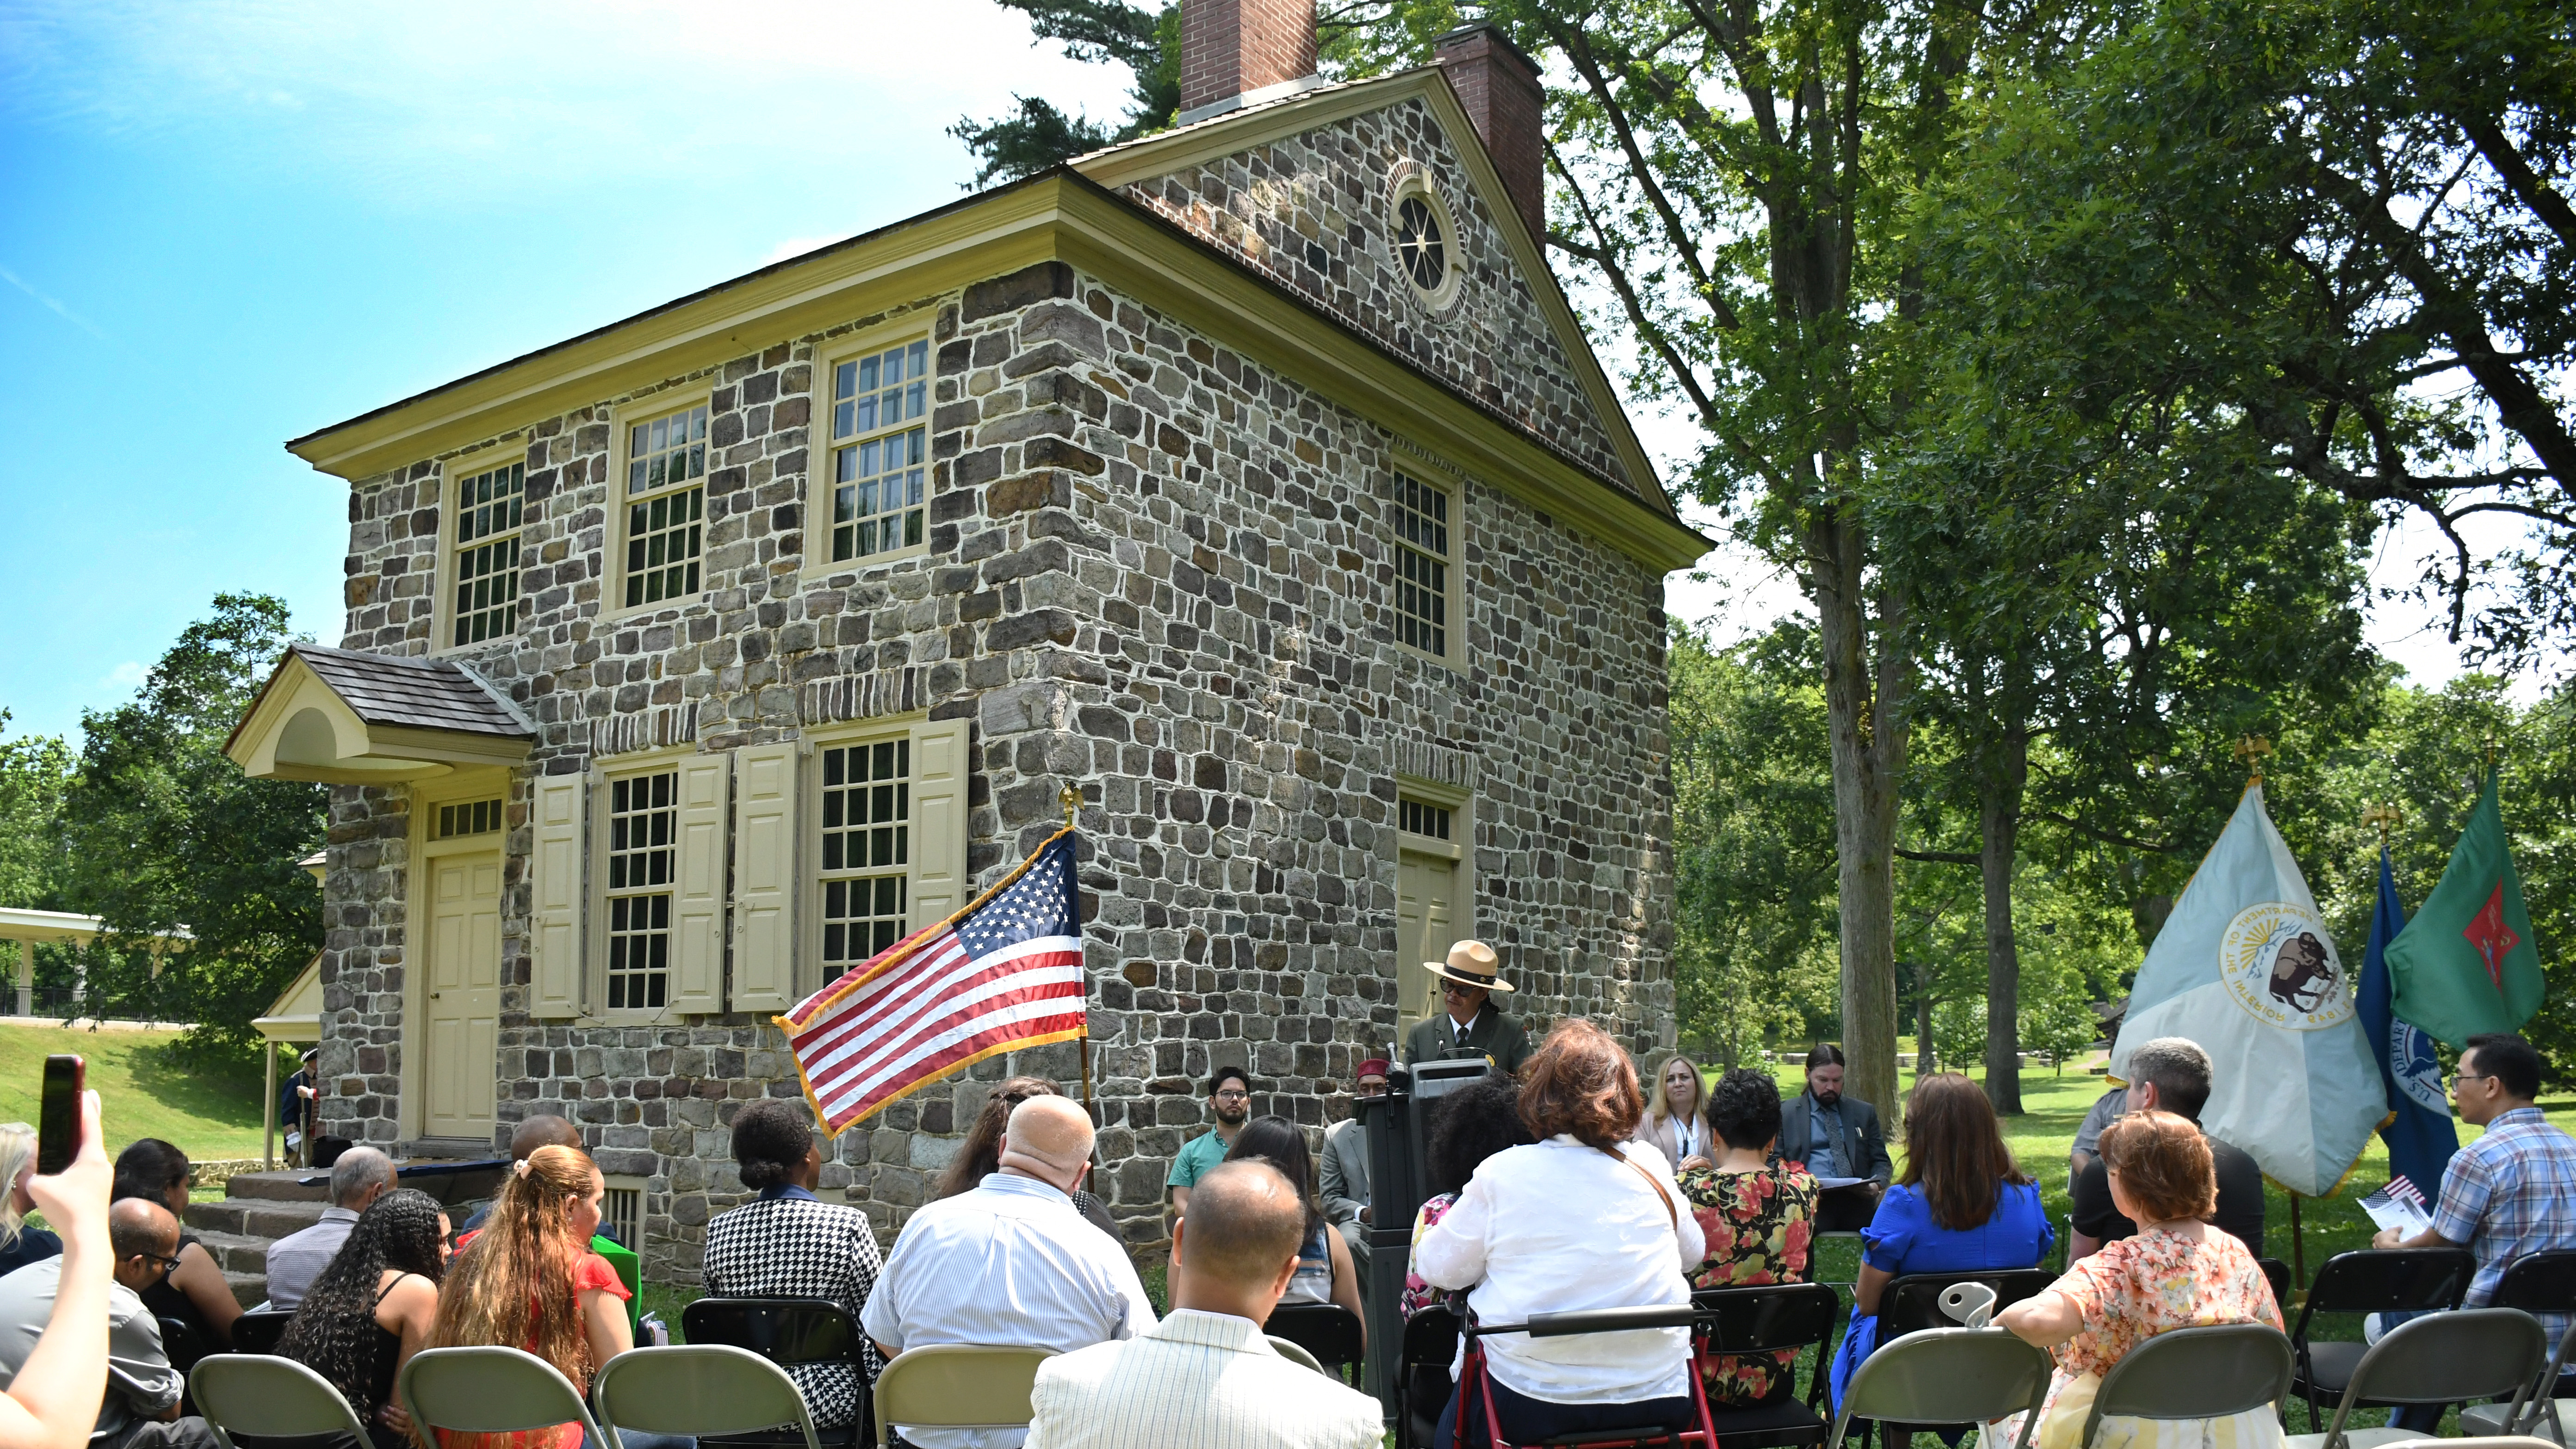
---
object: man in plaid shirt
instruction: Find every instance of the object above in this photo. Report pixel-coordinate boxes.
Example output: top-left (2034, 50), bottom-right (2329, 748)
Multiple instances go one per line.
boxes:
top-left (2374, 1032), bottom-right (2576, 1342)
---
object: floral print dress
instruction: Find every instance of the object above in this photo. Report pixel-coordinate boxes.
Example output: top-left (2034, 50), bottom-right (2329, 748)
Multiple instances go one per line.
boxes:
top-left (1677, 1160), bottom-right (1820, 1404)
top-left (1401, 1192), bottom-right (1462, 1317)
top-left (1995, 1225), bottom-right (2287, 1449)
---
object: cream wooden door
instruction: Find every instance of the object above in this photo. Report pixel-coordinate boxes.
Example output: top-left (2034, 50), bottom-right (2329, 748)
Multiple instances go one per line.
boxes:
top-left (424, 850), bottom-right (502, 1142)
top-left (1397, 849), bottom-right (1457, 1040)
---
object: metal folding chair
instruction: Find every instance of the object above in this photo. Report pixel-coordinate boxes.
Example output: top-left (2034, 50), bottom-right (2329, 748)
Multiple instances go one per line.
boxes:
top-left (227, 1308), bottom-right (296, 1357)
top-left (2287, 1249), bottom-right (2476, 1426)
top-left (2079, 1324), bottom-right (2294, 1449)
top-left (190, 1354), bottom-right (375, 1449)
top-left (594, 1344), bottom-right (823, 1449)
top-left (1455, 1304), bottom-right (1721, 1449)
top-left (2464, 1251), bottom-right (2576, 1442)
top-left (681, 1297), bottom-right (873, 1446)
top-left (1263, 1302), bottom-right (1366, 1379)
top-left (1400, 1305), bottom-right (1462, 1449)
top-left (399, 1345), bottom-right (603, 1449)
top-left (1823, 1327), bottom-right (2054, 1449)
top-left (2285, 1307), bottom-right (2548, 1449)
top-left (1268, 1336), bottom-right (1328, 1373)
top-left (1692, 1282), bottom-right (1844, 1449)
top-left (871, 1344), bottom-right (1054, 1449)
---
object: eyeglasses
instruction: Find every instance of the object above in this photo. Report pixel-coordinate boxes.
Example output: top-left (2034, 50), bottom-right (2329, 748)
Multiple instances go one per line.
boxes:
top-left (130, 1251), bottom-right (182, 1276)
top-left (2453, 1073), bottom-right (2496, 1089)
top-left (1440, 982), bottom-right (1484, 998)
top-left (1214, 1089), bottom-right (1251, 1102)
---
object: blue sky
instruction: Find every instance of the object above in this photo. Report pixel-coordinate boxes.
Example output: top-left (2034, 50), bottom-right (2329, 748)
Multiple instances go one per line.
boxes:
top-left (0, 1), bottom-right (2533, 747)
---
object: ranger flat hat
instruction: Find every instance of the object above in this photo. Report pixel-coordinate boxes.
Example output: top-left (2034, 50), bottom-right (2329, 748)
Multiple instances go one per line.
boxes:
top-left (1424, 939), bottom-right (1513, 994)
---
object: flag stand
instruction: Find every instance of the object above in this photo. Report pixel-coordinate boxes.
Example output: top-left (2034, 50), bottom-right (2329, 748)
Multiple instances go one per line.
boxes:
top-left (2289, 1191), bottom-right (2306, 1290)
top-left (1061, 785), bottom-right (1096, 1121)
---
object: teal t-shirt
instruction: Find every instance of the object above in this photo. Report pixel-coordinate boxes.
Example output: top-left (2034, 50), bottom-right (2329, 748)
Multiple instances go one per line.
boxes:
top-left (1167, 1128), bottom-right (1232, 1189)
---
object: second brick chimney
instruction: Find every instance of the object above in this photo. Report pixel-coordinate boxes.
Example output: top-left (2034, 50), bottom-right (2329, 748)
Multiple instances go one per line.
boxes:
top-left (1435, 24), bottom-right (1547, 243)
top-left (1178, 0), bottom-right (1323, 122)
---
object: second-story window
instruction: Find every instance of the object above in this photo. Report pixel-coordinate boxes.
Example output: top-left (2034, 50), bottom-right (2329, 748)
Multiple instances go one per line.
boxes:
top-left (1392, 471), bottom-right (1452, 658)
top-left (827, 340), bottom-right (929, 564)
top-left (818, 737), bottom-right (910, 979)
top-left (450, 458), bottom-right (522, 646)
top-left (605, 769), bottom-right (676, 1011)
top-left (624, 402), bottom-right (707, 609)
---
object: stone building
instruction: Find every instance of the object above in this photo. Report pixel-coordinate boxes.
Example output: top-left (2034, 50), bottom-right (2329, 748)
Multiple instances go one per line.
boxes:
top-left (224, 0), bottom-right (1707, 1280)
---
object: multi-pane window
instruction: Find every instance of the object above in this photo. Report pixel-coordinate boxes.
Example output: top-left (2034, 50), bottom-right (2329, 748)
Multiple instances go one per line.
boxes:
top-left (450, 460), bottom-right (522, 646)
top-left (624, 403), bottom-right (708, 609)
top-left (604, 771), bottom-right (676, 1011)
top-left (1392, 472), bottom-right (1451, 657)
top-left (1400, 798), bottom-right (1453, 841)
top-left (819, 738), bottom-right (911, 978)
top-left (601, 1178), bottom-right (644, 1247)
top-left (826, 341), bottom-right (929, 563)
top-left (435, 799), bottom-right (503, 840)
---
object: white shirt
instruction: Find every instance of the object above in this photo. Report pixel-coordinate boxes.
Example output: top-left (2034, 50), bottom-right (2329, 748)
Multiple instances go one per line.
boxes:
top-left (1023, 1308), bottom-right (1381, 1449)
top-left (1414, 1136), bottom-right (1704, 1405)
top-left (864, 1171), bottom-right (1159, 1449)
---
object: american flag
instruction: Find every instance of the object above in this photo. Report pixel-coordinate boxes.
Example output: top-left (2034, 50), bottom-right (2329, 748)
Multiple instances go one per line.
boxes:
top-left (778, 832), bottom-right (1087, 1133)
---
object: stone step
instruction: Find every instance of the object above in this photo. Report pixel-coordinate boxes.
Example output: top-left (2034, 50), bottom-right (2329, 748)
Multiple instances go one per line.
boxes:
top-left (186, 1196), bottom-right (330, 1239)
top-left (220, 1169), bottom-right (332, 1203)
top-left (224, 1269), bottom-right (266, 1311)
top-left (195, 1230), bottom-right (272, 1275)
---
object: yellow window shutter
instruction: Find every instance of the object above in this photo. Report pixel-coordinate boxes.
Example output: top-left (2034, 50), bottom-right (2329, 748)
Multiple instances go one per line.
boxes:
top-left (910, 716), bottom-right (972, 927)
top-left (730, 742), bottom-right (799, 1013)
top-left (530, 774), bottom-right (587, 1019)
top-left (670, 753), bottom-right (731, 1015)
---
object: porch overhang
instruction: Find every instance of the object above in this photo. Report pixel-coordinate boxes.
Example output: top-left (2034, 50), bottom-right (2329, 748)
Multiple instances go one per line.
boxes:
top-left (226, 645), bottom-right (535, 785)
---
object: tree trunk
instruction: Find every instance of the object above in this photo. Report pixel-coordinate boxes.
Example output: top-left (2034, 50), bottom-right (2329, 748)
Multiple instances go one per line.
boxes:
top-left (1916, 986), bottom-right (1936, 1076)
top-left (1808, 502), bottom-right (1908, 1117)
top-left (1980, 724), bottom-right (2030, 1114)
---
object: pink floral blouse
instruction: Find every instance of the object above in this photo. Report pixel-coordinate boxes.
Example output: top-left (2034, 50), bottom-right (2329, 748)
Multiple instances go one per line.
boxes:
top-left (2039, 1225), bottom-right (2284, 1424)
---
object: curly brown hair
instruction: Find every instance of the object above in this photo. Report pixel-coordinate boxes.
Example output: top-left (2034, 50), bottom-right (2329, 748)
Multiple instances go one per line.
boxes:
top-left (1897, 1073), bottom-right (2031, 1231)
top-left (2099, 1109), bottom-right (2217, 1223)
top-left (1517, 1019), bottom-right (1644, 1149)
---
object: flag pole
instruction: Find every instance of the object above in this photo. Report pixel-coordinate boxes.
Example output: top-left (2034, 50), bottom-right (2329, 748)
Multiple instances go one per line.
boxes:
top-left (2289, 1190), bottom-right (2306, 1290)
top-left (1061, 785), bottom-right (1096, 1120)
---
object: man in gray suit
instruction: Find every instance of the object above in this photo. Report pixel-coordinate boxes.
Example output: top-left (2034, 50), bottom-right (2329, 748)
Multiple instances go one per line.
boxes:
top-left (1774, 1045), bottom-right (1893, 1231)
top-left (1318, 1059), bottom-right (1389, 1296)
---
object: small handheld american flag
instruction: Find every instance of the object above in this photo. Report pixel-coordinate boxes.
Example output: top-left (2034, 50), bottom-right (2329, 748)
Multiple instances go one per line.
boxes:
top-left (778, 830), bottom-right (1087, 1134)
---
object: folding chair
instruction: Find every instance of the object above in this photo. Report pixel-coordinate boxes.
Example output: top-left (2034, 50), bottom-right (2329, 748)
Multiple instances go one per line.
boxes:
top-left (1690, 1283), bottom-right (1843, 1449)
top-left (229, 1308), bottom-right (296, 1356)
top-left (399, 1345), bottom-right (602, 1449)
top-left (2464, 1251), bottom-right (2576, 1442)
top-left (2376, 1439), bottom-right (2562, 1449)
top-left (2262, 1258), bottom-right (2295, 1308)
top-left (872, 1344), bottom-right (1054, 1449)
top-left (1263, 1302), bottom-right (1366, 1379)
top-left (190, 1353), bottom-right (375, 1449)
top-left (1269, 1337), bottom-right (1328, 1373)
top-left (1823, 1327), bottom-right (2054, 1449)
top-left (2284, 1308), bottom-right (2548, 1449)
top-left (1400, 1305), bottom-right (1462, 1449)
top-left (2079, 1323), bottom-right (2294, 1449)
top-left (1455, 1304), bottom-right (1721, 1449)
top-left (681, 1297), bottom-right (872, 1447)
top-left (594, 1344), bottom-right (822, 1449)
top-left (2287, 1249), bottom-right (2476, 1426)
top-left (1862, 1270), bottom-right (2057, 1449)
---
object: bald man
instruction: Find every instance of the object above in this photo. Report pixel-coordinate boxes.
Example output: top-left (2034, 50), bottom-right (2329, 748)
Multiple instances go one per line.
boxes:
top-left (0, 1199), bottom-right (219, 1449)
top-left (865, 1097), bottom-right (1155, 1449)
top-left (1025, 1161), bottom-right (1381, 1449)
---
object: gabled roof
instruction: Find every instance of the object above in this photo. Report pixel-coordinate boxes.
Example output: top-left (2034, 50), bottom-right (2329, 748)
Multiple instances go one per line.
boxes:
top-left (226, 645), bottom-right (534, 785)
top-left (291, 645), bottom-right (533, 738)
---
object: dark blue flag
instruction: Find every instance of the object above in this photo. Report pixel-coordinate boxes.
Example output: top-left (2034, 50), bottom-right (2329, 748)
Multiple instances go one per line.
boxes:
top-left (2357, 846), bottom-right (2459, 1197)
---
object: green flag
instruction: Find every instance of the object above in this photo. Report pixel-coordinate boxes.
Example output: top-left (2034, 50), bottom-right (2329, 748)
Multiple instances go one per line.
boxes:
top-left (2386, 766), bottom-right (2544, 1048)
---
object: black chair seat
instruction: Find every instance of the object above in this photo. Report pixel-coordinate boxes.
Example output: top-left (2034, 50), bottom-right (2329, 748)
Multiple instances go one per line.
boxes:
top-left (2293, 1338), bottom-right (2366, 1396)
top-left (1400, 1306), bottom-right (1463, 1449)
top-left (1703, 1392), bottom-right (1827, 1449)
top-left (703, 1431), bottom-right (861, 1449)
top-left (230, 1309), bottom-right (295, 1357)
top-left (1263, 1302), bottom-right (1367, 1375)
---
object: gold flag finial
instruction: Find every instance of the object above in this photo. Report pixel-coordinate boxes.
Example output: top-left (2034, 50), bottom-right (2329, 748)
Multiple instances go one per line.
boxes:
top-left (2234, 734), bottom-right (2273, 782)
top-left (2361, 802), bottom-right (2402, 842)
top-left (1059, 784), bottom-right (1080, 829)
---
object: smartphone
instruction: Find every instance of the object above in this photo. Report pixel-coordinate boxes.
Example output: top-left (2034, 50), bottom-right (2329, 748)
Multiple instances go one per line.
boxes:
top-left (37, 1054), bottom-right (83, 1176)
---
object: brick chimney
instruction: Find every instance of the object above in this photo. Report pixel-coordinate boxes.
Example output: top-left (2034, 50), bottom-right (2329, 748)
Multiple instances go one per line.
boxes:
top-left (1178, 0), bottom-right (1322, 122)
top-left (1436, 24), bottom-right (1547, 243)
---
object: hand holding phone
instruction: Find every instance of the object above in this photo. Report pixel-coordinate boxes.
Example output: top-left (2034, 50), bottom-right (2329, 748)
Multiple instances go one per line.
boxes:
top-left (25, 1087), bottom-right (110, 1254)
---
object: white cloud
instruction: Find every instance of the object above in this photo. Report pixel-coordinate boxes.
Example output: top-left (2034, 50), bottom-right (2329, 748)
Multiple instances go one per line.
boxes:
top-left (0, 261), bottom-right (111, 342)
top-left (100, 661), bottom-right (148, 691)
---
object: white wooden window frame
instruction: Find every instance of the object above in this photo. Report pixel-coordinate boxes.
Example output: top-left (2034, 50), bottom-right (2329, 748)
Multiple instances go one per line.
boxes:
top-left (799, 712), bottom-right (970, 998)
top-left (1388, 464), bottom-right (1462, 668)
top-left (433, 439), bottom-right (528, 656)
top-left (600, 1173), bottom-right (648, 1249)
top-left (805, 326), bottom-right (935, 578)
top-left (586, 745), bottom-right (728, 1022)
top-left (606, 389), bottom-right (714, 622)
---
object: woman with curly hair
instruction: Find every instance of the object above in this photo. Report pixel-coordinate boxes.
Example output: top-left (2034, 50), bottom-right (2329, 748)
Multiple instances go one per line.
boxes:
top-left (1222, 1115), bottom-right (1367, 1333)
top-left (1416, 1019), bottom-right (1707, 1447)
top-left (935, 1077), bottom-right (1120, 1241)
top-left (277, 1188), bottom-right (447, 1449)
top-left (1679, 1068), bottom-right (1818, 1406)
top-left (1400, 1069), bottom-right (1532, 1317)
top-left (426, 1146), bottom-right (657, 1449)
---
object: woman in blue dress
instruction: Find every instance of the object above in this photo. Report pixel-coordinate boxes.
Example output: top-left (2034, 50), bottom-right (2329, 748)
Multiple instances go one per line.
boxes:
top-left (1829, 1072), bottom-right (2056, 1406)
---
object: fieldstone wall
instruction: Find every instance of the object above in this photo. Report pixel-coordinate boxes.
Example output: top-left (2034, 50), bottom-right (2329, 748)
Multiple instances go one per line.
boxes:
top-left (1122, 94), bottom-right (1640, 501)
top-left (312, 133), bottom-right (1675, 1284)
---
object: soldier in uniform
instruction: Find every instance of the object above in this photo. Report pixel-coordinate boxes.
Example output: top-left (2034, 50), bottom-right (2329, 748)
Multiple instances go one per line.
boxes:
top-left (1400, 941), bottom-right (1531, 1074)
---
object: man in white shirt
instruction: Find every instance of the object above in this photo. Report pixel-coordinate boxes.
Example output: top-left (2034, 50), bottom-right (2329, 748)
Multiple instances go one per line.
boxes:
top-left (865, 1096), bottom-right (1156, 1449)
top-left (261, 1147), bottom-right (394, 1310)
top-left (1024, 1161), bottom-right (1381, 1449)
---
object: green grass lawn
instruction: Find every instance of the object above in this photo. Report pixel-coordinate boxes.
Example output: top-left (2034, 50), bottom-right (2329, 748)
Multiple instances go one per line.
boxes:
top-left (0, 1021), bottom-right (268, 1161)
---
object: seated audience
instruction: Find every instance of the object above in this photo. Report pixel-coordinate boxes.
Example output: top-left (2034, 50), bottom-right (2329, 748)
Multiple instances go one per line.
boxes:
top-left (935, 1077), bottom-right (1120, 1242)
top-left (1416, 1020), bottom-right (1707, 1448)
top-left (2068, 1038), bottom-right (2262, 1263)
top-left (1829, 1072), bottom-right (2053, 1408)
top-left (2066, 1084), bottom-right (2127, 1185)
top-left (1401, 1069), bottom-right (1532, 1318)
top-left (0, 1128), bottom-right (62, 1280)
top-left (1777, 1045), bottom-right (1895, 1232)
top-left (1221, 1117), bottom-right (1366, 1336)
top-left (1679, 1068), bottom-right (1818, 1406)
top-left (455, 1116), bottom-right (606, 1240)
top-left (1317, 1061), bottom-right (1388, 1298)
top-left (1024, 1161), bottom-right (1380, 1449)
top-left (0, 1192), bottom-right (217, 1449)
top-left (0, 1088), bottom-right (164, 1449)
top-left (277, 1189), bottom-right (447, 1449)
top-left (1996, 1112), bottom-right (2284, 1449)
top-left (264, 1147), bottom-right (396, 1311)
top-left (1636, 1054), bottom-right (1714, 1172)
top-left (865, 1096), bottom-right (1156, 1449)
top-left (704, 1098), bottom-right (883, 1433)
top-left (111, 1140), bottom-right (240, 1361)
top-left (426, 1145), bottom-right (681, 1449)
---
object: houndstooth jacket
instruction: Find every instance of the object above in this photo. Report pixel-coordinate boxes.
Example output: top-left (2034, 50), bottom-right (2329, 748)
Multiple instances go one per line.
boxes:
top-left (702, 1188), bottom-right (885, 1428)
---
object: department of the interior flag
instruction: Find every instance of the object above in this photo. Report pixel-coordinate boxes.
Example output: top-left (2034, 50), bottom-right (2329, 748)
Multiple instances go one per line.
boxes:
top-left (779, 832), bottom-right (1087, 1134)
top-left (2356, 847), bottom-right (2459, 1196)
top-left (2109, 785), bottom-right (2384, 1197)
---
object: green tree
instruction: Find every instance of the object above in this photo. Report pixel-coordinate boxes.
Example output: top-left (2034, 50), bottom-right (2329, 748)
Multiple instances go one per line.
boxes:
top-left (0, 712), bottom-right (72, 911)
top-left (59, 594), bottom-right (326, 1059)
top-left (952, 0), bottom-right (1182, 184)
